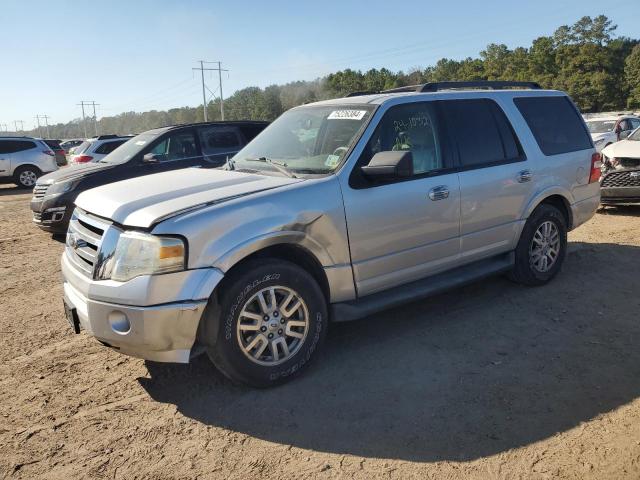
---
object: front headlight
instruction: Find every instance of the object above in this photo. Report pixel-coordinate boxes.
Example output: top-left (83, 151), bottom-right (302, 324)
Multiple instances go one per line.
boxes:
top-left (48, 180), bottom-right (77, 195)
top-left (109, 231), bottom-right (186, 282)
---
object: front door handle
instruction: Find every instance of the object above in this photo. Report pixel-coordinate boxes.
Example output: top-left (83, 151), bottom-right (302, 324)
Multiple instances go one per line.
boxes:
top-left (517, 169), bottom-right (532, 183)
top-left (428, 185), bottom-right (449, 201)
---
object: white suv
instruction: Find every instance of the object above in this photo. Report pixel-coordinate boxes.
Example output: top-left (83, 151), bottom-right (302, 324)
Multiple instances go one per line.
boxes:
top-left (585, 114), bottom-right (640, 152)
top-left (0, 137), bottom-right (58, 188)
top-left (68, 135), bottom-right (133, 164)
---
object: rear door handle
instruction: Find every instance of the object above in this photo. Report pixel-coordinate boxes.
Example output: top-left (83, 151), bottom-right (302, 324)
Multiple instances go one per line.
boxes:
top-left (517, 170), bottom-right (532, 183)
top-left (428, 185), bottom-right (450, 201)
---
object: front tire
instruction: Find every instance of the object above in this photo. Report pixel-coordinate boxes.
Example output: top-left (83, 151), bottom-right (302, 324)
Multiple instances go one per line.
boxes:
top-left (13, 166), bottom-right (40, 189)
top-left (509, 204), bottom-right (567, 286)
top-left (201, 259), bottom-right (328, 387)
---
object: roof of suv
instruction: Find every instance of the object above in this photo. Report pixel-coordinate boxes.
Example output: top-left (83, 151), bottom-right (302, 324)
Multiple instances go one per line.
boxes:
top-left (300, 81), bottom-right (566, 108)
top-left (144, 120), bottom-right (270, 136)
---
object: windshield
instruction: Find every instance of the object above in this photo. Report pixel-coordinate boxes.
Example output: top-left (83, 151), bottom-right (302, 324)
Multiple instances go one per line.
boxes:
top-left (98, 133), bottom-right (158, 163)
top-left (586, 120), bottom-right (616, 134)
top-left (232, 105), bottom-right (375, 175)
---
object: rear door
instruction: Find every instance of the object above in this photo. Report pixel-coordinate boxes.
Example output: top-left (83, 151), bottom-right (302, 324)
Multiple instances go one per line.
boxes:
top-left (0, 140), bottom-right (12, 176)
top-left (341, 101), bottom-right (461, 296)
top-left (442, 98), bottom-right (531, 262)
top-left (197, 125), bottom-right (243, 167)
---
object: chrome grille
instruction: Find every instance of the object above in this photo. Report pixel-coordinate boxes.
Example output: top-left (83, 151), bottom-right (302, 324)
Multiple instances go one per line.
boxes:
top-left (66, 209), bottom-right (110, 277)
top-left (601, 171), bottom-right (640, 188)
top-left (32, 184), bottom-right (49, 199)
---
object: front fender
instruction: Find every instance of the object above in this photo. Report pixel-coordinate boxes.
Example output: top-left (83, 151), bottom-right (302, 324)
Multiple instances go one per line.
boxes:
top-left (212, 230), bottom-right (335, 273)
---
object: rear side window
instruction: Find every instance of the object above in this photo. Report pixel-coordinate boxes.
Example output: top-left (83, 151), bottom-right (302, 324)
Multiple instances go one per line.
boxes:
top-left (74, 141), bottom-right (92, 154)
top-left (442, 99), bottom-right (523, 168)
top-left (239, 124), bottom-right (267, 142)
top-left (514, 96), bottom-right (592, 155)
top-left (95, 140), bottom-right (126, 154)
top-left (0, 140), bottom-right (36, 154)
top-left (198, 126), bottom-right (242, 161)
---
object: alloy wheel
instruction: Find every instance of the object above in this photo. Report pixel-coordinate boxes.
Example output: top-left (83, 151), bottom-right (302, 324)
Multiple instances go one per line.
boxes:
top-left (529, 220), bottom-right (560, 273)
top-left (236, 286), bottom-right (309, 366)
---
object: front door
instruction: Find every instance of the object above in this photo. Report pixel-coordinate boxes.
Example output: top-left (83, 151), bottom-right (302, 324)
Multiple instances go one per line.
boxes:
top-left (340, 101), bottom-right (461, 297)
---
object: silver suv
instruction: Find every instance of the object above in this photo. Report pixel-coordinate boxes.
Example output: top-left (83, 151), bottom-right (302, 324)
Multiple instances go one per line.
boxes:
top-left (0, 137), bottom-right (58, 188)
top-left (61, 81), bottom-right (601, 387)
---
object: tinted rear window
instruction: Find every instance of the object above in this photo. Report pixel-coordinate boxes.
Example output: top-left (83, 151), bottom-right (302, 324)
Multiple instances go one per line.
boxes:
top-left (0, 140), bottom-right (36, 154)
top-left (514, 96), bottom-right (592, 155)
top-left (442, 99), bottom-right (523, 168)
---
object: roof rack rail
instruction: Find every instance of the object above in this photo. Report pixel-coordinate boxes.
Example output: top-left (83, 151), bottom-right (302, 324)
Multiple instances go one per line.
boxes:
top-left (344, 91), bottom-right (378, 97)
top-left (92, 134), bottom-right (120, 140)
top-left (379, 81), bottom-right (542, 94)
top-left (419, 81), bottom-right (542, 92)
top-left (344, 81), bottom-right (542, 98)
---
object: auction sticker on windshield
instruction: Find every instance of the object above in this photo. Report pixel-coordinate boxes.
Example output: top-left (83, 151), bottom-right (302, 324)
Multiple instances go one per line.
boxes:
top-left (328, 110), bottom-right (367, 120)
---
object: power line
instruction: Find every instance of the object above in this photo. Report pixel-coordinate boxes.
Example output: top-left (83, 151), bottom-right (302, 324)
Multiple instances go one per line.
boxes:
top-left (14, 120), bottom-right (24, 133)
top-left (35, 115), bottom-right (51, 138)
top-left (192, 61), bottom-right (228, 121)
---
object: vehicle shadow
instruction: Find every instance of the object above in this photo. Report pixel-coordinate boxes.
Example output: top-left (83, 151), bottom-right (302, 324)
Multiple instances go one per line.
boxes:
top-left (139, 241), bottom-right (640, 462)
top-left (598, 205), bottom-right (640, 216)
top-left (0, 185), bottom-right (30, 197)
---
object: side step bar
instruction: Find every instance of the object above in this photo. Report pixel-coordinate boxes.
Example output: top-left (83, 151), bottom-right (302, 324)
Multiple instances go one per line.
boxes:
top-left (331, 252), bottom-right (514, 322)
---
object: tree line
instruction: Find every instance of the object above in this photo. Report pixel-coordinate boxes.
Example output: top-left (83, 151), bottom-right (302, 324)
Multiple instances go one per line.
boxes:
top-left (19, 15), bottom-right (640, 139)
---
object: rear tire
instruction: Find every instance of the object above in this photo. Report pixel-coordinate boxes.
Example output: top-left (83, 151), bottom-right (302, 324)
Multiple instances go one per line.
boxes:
top-left (509, 204), bottom-right (567, 286)
top-left (13, 166), bottom-right (40, 189)
top-left (200, 259), bottom-right (328, 387)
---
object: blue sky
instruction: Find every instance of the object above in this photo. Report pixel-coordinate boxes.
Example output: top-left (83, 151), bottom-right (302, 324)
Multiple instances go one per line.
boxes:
top-left (1, 0), bottom-right (638, 129)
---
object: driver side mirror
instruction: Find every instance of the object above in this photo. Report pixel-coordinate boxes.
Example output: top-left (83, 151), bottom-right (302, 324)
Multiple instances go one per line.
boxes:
top-left (361, 150), bottom-right (414, 179)
top-left (142, 152), bottom-right (160, 163)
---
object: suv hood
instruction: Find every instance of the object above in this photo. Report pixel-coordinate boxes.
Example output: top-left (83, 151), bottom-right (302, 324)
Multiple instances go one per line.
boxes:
top-left (602, 139), bottom-right (640, 159)
top-left (75, 168), bottom-right (302, 228)
top-left (38, 162), bottom-right (116, 184)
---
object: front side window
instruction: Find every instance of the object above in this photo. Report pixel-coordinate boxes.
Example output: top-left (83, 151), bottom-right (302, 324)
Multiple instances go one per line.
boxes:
top-left (232, 105), bottom-right (375, 175)
top-left (363, 102), bottom-right (443, 175)
top-left (150, 131), bottom-right (198, 162)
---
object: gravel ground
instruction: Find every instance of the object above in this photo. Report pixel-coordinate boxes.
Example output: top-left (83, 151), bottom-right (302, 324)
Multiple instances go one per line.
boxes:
top-left (1, 183), bottom-right (640, 479)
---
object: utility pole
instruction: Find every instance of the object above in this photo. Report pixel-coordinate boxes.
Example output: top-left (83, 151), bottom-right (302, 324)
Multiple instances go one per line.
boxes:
top-left (0, 124), bottom-right (8, 132)
top-left (41, 115), bottom-right (50, 138)
top-left (78, 101), bottom-right (99, 137)
top-left (34, 116), bottom-right (42, 138)
top-left (192, 61), bottom-right (228, 121)
top-left (14, 120), bottom-right (24, 133)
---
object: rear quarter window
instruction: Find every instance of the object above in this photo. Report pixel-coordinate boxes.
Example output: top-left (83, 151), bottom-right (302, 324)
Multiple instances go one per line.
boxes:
top-left (514, 96), bottom-right (592, 155)
top-left (0, 140), bottom-right (36, 153)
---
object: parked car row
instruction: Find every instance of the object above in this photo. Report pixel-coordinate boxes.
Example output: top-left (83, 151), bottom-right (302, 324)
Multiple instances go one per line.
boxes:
top-left (39, 81), bottom-right (607, 387)
top-left (30, 121), bottom-right (268, 231)
top-left (584, 114), bottom-right (640, 152)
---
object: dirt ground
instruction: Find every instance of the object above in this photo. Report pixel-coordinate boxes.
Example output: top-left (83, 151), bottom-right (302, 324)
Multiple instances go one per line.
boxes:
top-left (1, 183), bottom-right (640, 479)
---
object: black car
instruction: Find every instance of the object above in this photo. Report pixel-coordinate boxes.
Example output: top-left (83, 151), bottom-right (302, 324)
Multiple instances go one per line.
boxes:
top-left (42, 139), bottom-right (67, 166)
top-left (31, 121), bottom-right (269, 233)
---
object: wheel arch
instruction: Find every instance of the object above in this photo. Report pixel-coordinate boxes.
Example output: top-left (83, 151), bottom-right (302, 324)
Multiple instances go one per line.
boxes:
top-left (523, 189), bottom-right (573, 230)
top-left (215, 242), bottom-right (331, 304)
top-left (12, 163), bottom-right (42, 176)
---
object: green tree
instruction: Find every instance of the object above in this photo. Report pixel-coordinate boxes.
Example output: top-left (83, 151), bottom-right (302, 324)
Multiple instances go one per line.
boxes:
top-left (626, 45), bottom-right (640, 109)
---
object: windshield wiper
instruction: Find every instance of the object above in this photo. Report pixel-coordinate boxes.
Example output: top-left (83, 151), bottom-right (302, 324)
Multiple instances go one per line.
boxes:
top-left (244, 157), bottom-right (297, 178)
